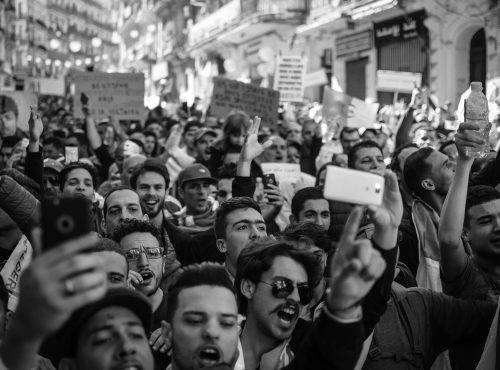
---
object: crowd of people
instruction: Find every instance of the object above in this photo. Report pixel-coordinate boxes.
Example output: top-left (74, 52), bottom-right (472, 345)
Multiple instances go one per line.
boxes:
top-left (0, 85), bottom-right (499, 370)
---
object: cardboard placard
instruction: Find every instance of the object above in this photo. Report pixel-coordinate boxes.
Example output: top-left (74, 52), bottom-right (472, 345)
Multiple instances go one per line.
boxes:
top-left (211, 77), bottom-right (280, 126)
top-left (261, 162), bottom-right (301, 183)
top-left (322, 87), bottom-right (379, 132)
top-left (274, 55), bottom-right (306, 102)
top-left (73, 72), bottom-right (145, 120)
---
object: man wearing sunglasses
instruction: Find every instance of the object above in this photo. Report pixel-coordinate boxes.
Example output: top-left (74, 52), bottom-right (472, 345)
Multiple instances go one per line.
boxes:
top-left (42, 158), bottom-right (63, 196)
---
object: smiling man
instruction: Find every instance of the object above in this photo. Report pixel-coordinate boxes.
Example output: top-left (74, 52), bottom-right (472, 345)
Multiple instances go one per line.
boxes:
top-left (172, 163), bottom-right (218, 233)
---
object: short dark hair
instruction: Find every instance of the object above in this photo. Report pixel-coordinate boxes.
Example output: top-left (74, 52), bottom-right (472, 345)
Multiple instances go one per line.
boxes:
top-left (214, 197), bottom-right (261, 239)
top-left (59, 161), bottom-right (99, 190)
top-left (103, 185), bottom-right (139, 217)
top-left (347, 140), bottom-right (382, 169)
top-left (112, 219), bottom-right (162, 246)
top-left (43, 137), bottom-right (64, 150)
top-left (217, 163), bottom-right (237, 180)
top-left (281, 222), bottom-right (332, 254)
top-left (143, 130), bottom-right (157, 139)
top-left (89, 237), bottom-right (128, 272)
top-left (465, 186), bottom-right (500, 226)
top-left (291, 187), bottom-right (325, 218)
top-left (235, 240), bottom-right (322, 315)
top-left (130, 159), bottom-right (170, 190)
top-left (439, 140), bottom-right (456, 154)
top-left (287, 140), bottom-right (301, 153)
top-left (1, 135), bottom-right (21, 149)
top-left (390, 143), bottom-right (418, 174)
top-left (403, 147), bottom-right (434, 197)
top-left (166, 262), bottom-right (234, 322)
top-left (340, 127), bottom-right (359, 140)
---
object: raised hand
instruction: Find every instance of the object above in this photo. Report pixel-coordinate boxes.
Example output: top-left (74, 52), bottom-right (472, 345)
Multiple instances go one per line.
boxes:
top-left (367, 170), bottom-right (403, 230)
top-left (28, 107), bottom-right (43, 142)
top-left (240, 116), bottom-right (273, 162)
top-left (264, 183), bottom-right (284, 210)
top-left (164, 124), bottom-right (183, 154)
top-left (455, 121), bottom-right (487, 160)
top-left (327, 207), bottom-right (386, 315)
top-left (150, 326), bottom-right (172, 354)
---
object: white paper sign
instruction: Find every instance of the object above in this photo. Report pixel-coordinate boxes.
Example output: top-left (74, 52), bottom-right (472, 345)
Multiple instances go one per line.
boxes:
top-left (304, 69), bottom-right (328, 88)
top-left (73, 72), bottom-right (145, 121)
top-left (348, 97), bottom-right (380, 128)
top-left (377, 70), bottom-right (422, 93)
top-left (261, 162), bottom-right (301, 182)
top-left (274, 55), bottom-right (306, 102)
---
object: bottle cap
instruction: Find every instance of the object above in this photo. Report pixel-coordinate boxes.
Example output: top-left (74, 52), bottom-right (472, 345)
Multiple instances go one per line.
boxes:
top-left (470, 82), bottom-right (483, 91)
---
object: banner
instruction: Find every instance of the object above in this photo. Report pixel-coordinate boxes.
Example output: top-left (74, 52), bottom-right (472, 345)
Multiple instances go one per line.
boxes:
top-left (304, 69), bottom-right (328, 88)
top-left (274, 55), bottom-right (306, 102)
top-left (0, 91), bottom-right (37, 132)
top-left (377, 70), bottom-right (422, 93)
top-left (73, 72), bottom-right (145, 121)
top-left (0, 235), bottom-right (33, 312)
top-left (211, 77), bottom-right (280, 127)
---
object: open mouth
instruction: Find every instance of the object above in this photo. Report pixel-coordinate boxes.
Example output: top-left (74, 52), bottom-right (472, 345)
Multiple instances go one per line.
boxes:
top-left (196, 346), bottom-right (221, 367)
top-left (116, 363), bottom-right (144, 370)
top-left (139, 270), bottom-right (154, 282)
top-left (276, 304), bottom-right (298, 325)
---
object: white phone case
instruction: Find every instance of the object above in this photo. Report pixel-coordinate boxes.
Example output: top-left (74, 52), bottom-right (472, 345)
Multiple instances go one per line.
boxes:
top-left (323, 165), bottom-right (384, 206)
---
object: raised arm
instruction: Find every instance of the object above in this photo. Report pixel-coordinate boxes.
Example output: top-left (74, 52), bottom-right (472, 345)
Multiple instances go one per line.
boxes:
top-left (438, 122), bottom-right (485, 281)
top-left (25, 107), bottom-right (44, 187)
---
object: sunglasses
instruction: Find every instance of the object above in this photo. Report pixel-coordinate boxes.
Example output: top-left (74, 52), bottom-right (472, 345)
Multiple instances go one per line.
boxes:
top-left (259, 278), bottom-right (312, 305)
top-left (44, 176), bottom-right (59, 186)
top-left (125, 247), bottom-right (164, 261)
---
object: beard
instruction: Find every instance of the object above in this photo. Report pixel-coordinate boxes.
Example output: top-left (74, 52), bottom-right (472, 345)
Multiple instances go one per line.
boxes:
top-left (140, 195), bottom-right (165, 218)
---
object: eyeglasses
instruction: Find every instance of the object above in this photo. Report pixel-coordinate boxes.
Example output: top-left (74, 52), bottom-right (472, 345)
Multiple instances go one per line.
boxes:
top-left (258, 278), bottom-right (312, 305)
top-left (125, 247), bottom-right (164, 261)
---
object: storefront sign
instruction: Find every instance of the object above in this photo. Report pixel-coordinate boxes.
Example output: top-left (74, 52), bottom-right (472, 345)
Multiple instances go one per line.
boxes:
top-left (335, 30), bottom-right (372, 57)
top-left (274, 55), bottom-right (306, 102)
top-left (374, 10), bottom-right (426, 45)
top-left (188, 0), bottom-right (241, 46)
top-left (377, 70), bottom-right (421, 92)
top-left (211, 77), bottom-right (280, 126)
top-left (73, 72), bottom-right (145, 121)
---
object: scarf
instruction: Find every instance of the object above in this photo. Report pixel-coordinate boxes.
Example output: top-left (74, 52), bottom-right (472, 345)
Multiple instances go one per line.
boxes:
top-left (174, 198), bottom-right (217, 234)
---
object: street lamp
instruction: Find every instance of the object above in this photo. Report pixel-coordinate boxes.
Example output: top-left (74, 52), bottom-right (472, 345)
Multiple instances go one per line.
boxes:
top-left (91, 37), bottom-right (102, 48)
top-left (49, 38), bottom-right (61, 50)
top-left (69, 40), bottom-right (82, 53)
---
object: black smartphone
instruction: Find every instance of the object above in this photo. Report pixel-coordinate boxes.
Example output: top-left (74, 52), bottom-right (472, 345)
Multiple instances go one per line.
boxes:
top-left (42, 196), bottom-right (91, 251)
top-left (263, 173), bottom-right (277, 189)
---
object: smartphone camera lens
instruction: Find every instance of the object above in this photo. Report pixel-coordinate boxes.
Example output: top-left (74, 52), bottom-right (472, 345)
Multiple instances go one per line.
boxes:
top-left (56, 214), bottom-right (75, 235)
top-left (374, 183), bottom-right (381, 194)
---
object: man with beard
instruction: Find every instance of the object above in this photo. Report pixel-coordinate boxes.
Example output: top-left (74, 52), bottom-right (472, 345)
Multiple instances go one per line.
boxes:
top-left (112, 219), bottom-right (171, 369)
top-left (131, 160), bottom-right (223, 265)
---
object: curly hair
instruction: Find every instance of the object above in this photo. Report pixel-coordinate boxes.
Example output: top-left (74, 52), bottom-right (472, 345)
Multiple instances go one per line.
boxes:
top-left (111, 219), bottom-right (162, 246)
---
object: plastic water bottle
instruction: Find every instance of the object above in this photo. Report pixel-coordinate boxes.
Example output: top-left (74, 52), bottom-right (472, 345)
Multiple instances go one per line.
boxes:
top-left (465, 82), bottom-right (491, 158)
top-left (254, 177), bottom-right (265, 203)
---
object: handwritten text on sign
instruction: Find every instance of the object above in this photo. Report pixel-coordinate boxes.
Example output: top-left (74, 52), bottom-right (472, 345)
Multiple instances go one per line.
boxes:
top-left (211, 77), bottom-right (280, 127)
top-left (274, 55), bottom-right (306, 102)
top-left (261, 162), bottom-right (301, 183)
top-left (73, 73), bottom-right (145, 121)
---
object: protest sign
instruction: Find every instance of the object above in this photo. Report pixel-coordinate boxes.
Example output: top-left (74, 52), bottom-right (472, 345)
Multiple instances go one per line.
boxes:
top-left (322, 87), bottom-right (379, 133)
top-left (73, 72), bottom-right (145, 121)
top-left (211, 77), bottom-right (280, 126)
top-left (29, 77), bottom-right (65, 96)
top-left (304, 69), bottom-right (328, 88)
top-left (261, 162), bottom-right (301, 183)
top-left (377, 70), bottom-right (421, 93)
top-left (0, 91), bottom-right (37, 132)
top-left (1, 235), bottom-right (33, 311)
top-left (274, 55), bottom-right (306, 102)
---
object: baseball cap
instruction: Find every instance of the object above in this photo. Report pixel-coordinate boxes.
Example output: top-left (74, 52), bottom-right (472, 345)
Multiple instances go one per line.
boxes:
top-left (177, 163), bottom-right (217, 188)
top-left (43, 158), bottom-right (64, 173)
top-left (57, 288), bottom-right (152, 356)
top-left (194, 127), bottom-right (217, 143)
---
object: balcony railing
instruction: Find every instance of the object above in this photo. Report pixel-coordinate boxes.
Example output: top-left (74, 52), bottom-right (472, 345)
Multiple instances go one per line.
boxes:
top-left (240, 0), bottom-right (307, 16)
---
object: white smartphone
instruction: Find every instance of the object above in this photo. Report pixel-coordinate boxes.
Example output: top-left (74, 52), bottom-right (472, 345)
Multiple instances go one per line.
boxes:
top-left (323, 165), bottom-right (384, 206)
top-left (65, 146), bottom-right (78, 164)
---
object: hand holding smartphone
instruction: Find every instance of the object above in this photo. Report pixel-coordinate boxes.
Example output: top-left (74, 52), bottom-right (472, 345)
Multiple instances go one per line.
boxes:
top-left (42, 197), bottom-right (92, 251)
top-left (323, 166), bottom-right (384, 206)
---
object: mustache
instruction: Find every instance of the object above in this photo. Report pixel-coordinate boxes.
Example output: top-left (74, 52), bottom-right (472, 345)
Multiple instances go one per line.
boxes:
top-left (271, 300), bottom-right (300, 314)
